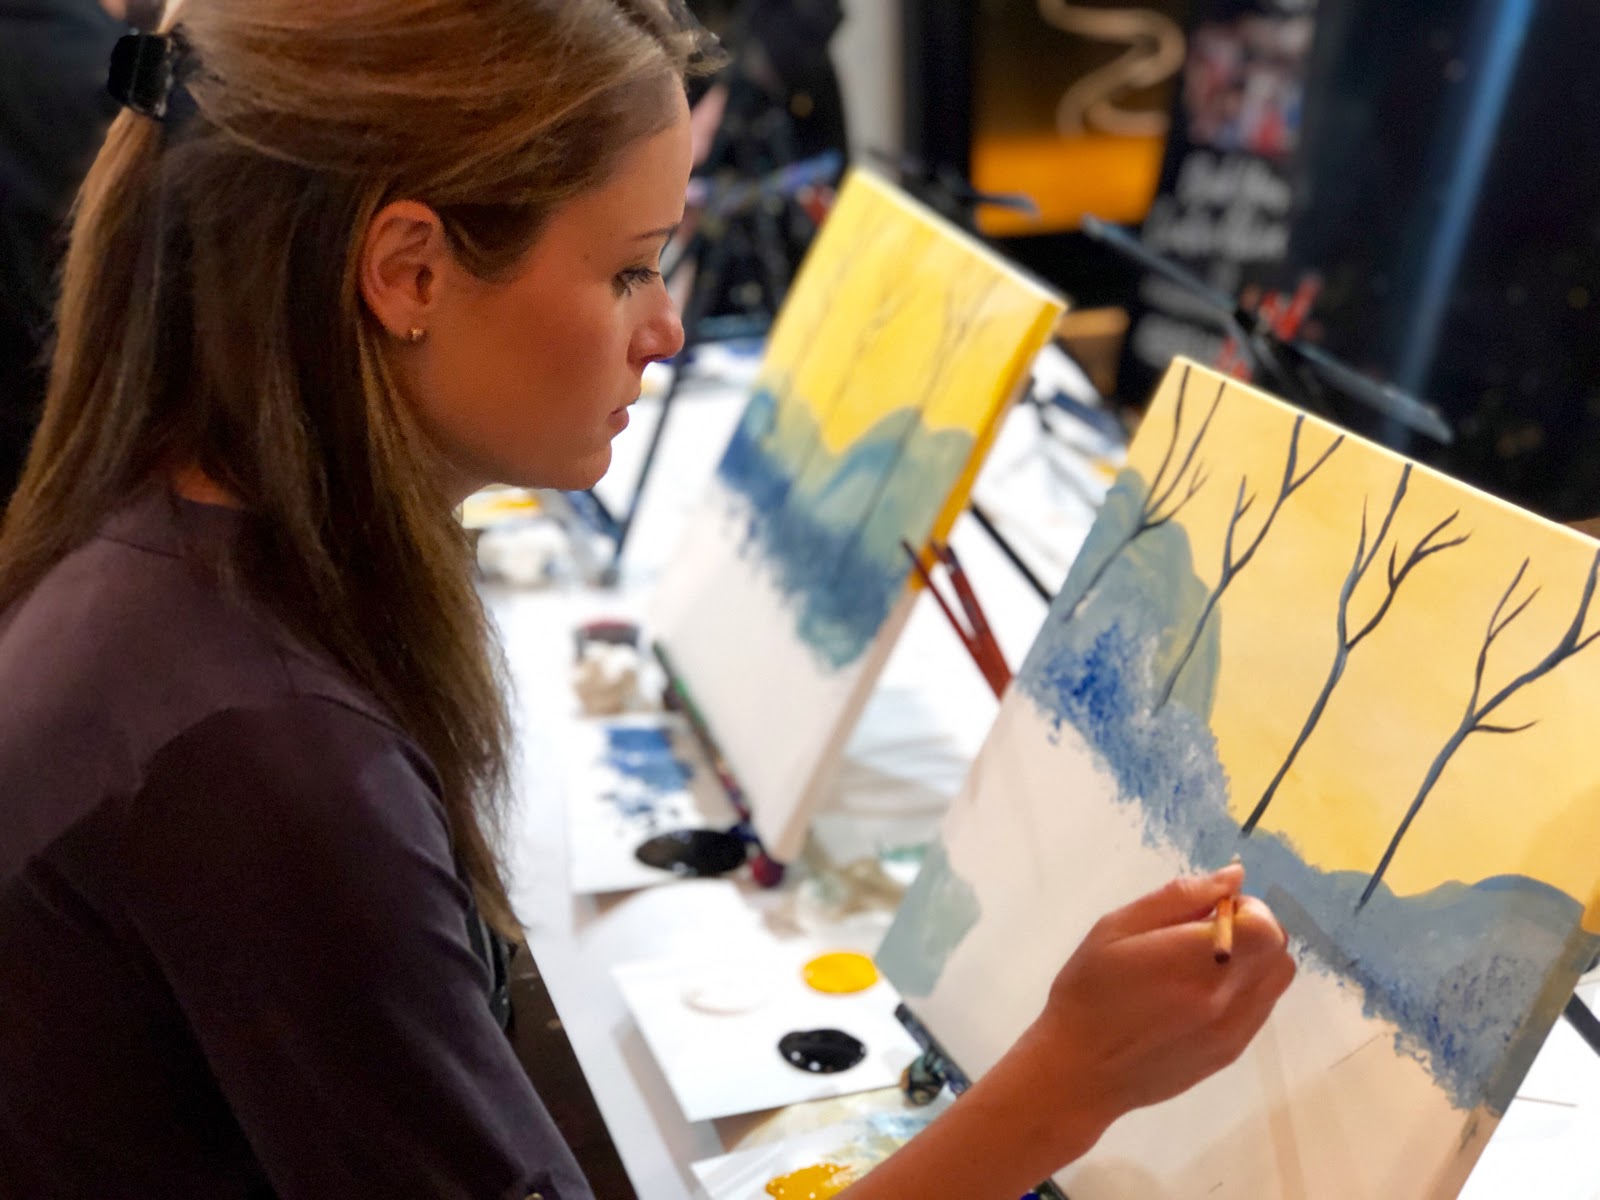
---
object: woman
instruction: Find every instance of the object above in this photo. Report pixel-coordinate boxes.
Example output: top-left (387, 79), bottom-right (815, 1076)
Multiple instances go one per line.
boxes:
top-left (0, 2), bottom-right (1295, 1197)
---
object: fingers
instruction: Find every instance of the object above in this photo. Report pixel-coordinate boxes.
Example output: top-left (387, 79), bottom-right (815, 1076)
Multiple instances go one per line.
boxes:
top-left (1207, 947), bottom-right (1297, 1069)
top-left (1099, 891), bottom-right (1291, 1003)
top-left (1230, 894), bottom-right (1289, 957)
top-left (1097, 864), bottom-right (1246, 940)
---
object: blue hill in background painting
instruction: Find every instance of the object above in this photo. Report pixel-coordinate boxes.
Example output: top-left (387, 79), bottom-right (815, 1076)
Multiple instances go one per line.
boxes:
top-left (1014, 469), bottom-right (1600, 1116)
top-left (717, 381), bottom-right (974, 671)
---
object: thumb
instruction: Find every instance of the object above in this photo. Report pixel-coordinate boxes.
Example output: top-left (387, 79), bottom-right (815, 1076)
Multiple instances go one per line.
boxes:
top-left (1097, 865), bottom-right (1244, 940)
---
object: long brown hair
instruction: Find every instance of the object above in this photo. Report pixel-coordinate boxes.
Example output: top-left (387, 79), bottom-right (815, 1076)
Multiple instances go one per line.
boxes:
top-left (0, 0), bottom-right (717, 937)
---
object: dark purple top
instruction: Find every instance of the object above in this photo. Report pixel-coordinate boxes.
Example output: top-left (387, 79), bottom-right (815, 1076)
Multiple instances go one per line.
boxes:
top-left (0, 492), bottom-right (591, 1199)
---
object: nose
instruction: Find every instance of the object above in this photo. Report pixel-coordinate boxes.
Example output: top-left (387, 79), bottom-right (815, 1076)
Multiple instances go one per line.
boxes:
top-left (635, 294), bottom-right (686, 368)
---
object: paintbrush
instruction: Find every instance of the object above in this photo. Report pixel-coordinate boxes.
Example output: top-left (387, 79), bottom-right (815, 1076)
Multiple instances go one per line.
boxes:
top-left (1213, 854), bottom-right (1243, 964)
top-left (932, 540), bottom-right (1010, 691)
top-left (901, 539), bottom-right (1010, 698)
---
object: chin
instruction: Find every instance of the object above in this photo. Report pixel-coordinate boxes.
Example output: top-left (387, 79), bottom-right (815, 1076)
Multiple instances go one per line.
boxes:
top-left (526, 451), bottom-right (613, 493)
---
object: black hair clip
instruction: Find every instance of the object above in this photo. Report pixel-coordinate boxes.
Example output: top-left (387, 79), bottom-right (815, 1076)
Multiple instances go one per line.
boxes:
top-left (107, 29), bottom-right (195, 123)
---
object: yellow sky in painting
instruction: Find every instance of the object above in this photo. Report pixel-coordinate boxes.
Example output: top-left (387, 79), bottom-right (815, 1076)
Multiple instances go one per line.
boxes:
top-left (759, 171), bottom-right (1061, 455)
top-left (1136, 365), bottom-right (1600, 928)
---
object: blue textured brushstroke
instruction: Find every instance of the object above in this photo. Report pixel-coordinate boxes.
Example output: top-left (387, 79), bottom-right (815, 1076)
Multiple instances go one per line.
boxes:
top-left (716, 379), bottom-right (975, 671)
top-left (602, 726), bottom-right (692, 793)
top-left (1013, 475), bottom-right (1600, 1115)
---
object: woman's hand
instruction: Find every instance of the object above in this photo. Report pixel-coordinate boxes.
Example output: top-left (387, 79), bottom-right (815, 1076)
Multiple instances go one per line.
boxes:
top-left (838, 866), bottom-right (1294, 1199)
top-left (1014, 863), bottom-right (1296, 1152)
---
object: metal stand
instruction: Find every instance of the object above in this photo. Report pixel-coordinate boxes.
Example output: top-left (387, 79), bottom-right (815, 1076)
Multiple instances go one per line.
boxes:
top-left (1079, 215), bottom-right (1455, 447)
top-left (1564, 991), bottom-right (1600, 1060)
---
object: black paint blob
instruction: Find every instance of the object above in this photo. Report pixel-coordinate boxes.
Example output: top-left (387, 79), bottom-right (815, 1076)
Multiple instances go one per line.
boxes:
top-left (777, 1028), bottom-right (867, 1074)
top-left (634, 829), bottom-right (747, 877)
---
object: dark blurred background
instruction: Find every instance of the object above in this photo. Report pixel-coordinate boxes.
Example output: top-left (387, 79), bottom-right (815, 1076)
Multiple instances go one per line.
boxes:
top-left (897, 0), bottom-right (1600, 520)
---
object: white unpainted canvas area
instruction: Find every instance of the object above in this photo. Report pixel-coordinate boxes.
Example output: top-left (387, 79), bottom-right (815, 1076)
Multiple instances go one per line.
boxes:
top-left (650, 488), bottom-right (918, 864)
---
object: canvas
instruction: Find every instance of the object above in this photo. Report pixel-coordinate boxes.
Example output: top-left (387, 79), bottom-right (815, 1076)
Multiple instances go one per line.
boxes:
top-left (876, 358), bottom-right (1600, 1197)
top-left (651, 169), bottom-right (1064, 862)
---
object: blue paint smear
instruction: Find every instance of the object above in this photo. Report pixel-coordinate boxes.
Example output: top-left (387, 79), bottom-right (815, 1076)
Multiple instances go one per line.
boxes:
top-left (602, 726), bottom-right (692, 793)
top-left (717, 380), bottom-right (975, 671)
top-left (1012, 468), bottom-right (1600, 1116)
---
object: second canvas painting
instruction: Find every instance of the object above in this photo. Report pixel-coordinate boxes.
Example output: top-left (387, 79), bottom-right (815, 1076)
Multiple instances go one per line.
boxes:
top-left (878, 357), bottom-right (1600, 1197)
top-left (653, 169), bottom-right (1063, 862)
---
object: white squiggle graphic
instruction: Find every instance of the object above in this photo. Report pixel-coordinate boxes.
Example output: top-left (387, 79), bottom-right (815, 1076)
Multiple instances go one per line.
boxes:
top-left (1036, 0), bottom-right (1186, 139)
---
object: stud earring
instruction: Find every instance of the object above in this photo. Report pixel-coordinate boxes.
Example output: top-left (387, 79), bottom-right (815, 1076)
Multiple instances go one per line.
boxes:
top-left (405, 327), bottom-right (428, 345)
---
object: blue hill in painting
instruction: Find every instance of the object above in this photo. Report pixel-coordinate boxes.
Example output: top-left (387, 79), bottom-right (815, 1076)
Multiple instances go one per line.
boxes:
top-left (717, 381), bottom-right (975, 671)
top-left (1014, 472), bottom-right (1600, 1115)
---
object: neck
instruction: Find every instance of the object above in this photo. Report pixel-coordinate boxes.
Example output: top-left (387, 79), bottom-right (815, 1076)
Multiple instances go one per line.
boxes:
top-left (170, 465), bottom-right (242, 509)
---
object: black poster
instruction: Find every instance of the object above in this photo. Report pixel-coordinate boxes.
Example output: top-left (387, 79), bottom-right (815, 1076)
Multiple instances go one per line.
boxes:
top-left (1121, 0), bottom-right (1320, 402)
top-left (1124, 0), bottom-right (1600, 517)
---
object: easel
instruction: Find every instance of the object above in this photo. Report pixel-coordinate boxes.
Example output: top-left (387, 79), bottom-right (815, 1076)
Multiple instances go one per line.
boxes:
top-left (1079, 215), bottom-right (1455, 448)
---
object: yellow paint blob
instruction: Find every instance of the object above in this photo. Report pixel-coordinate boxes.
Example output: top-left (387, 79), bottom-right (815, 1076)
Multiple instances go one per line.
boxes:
top-left (802, 952), bottom-right (880, 995)
top-left (764, 1162), bottom-right (859, 1198)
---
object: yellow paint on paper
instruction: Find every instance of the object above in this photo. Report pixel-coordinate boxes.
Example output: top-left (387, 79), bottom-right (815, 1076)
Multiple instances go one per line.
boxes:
top-left (801, 952), bottom-right (880, 995)
top-left (764, 1161), bottom-right (860, 1198)
top-left (1129, 365), bottom-right (1600, 928)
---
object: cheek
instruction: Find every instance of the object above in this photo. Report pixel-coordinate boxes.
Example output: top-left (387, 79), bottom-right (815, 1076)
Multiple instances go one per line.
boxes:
top-left (407, 285), bottom-right (631, 484)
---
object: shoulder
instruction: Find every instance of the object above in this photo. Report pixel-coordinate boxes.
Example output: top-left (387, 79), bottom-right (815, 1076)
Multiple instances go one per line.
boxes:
top-left (0, 502), bottom-right (399, 792)
top-left (134, 695), bottom-right (447, 854)
top-left (115, 696), bottom-right (461, 951)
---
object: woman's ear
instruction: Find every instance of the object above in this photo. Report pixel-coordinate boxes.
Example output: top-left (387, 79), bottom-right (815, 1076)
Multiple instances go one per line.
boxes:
top-left (359, 200), bottom-right (450, 341)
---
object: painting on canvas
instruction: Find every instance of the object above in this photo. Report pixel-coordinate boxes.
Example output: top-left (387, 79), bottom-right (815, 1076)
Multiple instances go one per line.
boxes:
top-left (877, 357), bottom-right (1600, 1197)
top-left (652, 169), bottom-right (1063, 862)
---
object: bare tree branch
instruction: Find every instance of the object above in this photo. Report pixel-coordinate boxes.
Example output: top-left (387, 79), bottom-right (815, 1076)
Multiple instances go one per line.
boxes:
top-left (771, 237), bottom-right (931, 533)
top-left (1360, 547), bottom-right (1600, 908)
top-left (1242, 465), bottom-right (1471, 834)
top-left (1348, 512), bottom-right (1467, 651)
top-left (826, 272), bottom-right (1004, 586)
top-left (1157, 415), bottom-right (1344, 709)
top-left (1064, 367), bottom-right (1223, 621)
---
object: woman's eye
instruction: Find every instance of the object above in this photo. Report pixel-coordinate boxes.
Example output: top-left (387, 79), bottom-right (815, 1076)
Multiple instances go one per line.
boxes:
top-left (614, 266), bottom-right (660, 296)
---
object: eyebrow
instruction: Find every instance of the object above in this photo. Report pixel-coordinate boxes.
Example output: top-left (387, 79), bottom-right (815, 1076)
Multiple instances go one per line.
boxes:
top-left (634, 223), bottom-right (681, 243)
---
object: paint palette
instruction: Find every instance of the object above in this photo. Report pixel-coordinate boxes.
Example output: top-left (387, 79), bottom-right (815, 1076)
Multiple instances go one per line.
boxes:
top-left (611, 940), bottom-right (919, 1122)
top-left (564, 713), bottom-right (740, 895)
top-left (690, 1102), bottom-right (951, 1200)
